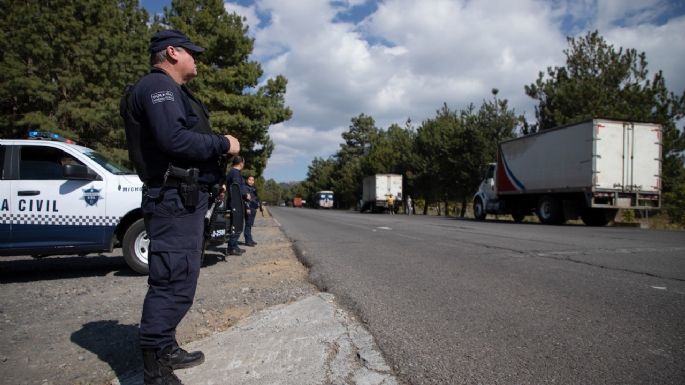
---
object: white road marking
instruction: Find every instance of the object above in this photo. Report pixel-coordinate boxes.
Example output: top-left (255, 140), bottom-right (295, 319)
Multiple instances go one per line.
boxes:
top-left (377, 226), bottom-right (392, 230)
top-left (651, 286), bottom-right (667, 290)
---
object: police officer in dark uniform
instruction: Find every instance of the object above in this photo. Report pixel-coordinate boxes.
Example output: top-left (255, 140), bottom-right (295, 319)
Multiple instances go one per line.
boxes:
top-left (225, 156), bottom-right (248, 255)
top-left (121, 29), bottom-right (240, 385)
top-left (243, 174), bottom-right (261, 246)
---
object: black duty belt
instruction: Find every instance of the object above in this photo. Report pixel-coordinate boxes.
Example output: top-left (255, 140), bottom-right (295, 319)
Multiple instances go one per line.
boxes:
top-left (144, 180), bottom-right (210, 192)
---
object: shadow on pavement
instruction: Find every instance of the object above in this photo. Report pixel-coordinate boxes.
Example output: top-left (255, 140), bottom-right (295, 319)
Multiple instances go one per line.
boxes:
top-left (0, 255), bottom-right (138, 283)
top-left (202, 247), bottom-right (228, 267)
top-left (71, 320), bottom-right (141, 384)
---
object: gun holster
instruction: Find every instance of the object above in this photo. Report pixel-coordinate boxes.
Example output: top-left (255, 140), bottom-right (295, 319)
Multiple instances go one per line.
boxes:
top-left (164, 164), bottom-right (200, 208)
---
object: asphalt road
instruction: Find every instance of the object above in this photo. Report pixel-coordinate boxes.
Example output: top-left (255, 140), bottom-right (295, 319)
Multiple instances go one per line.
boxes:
top-left (270, 207), bottom-right (685, 385)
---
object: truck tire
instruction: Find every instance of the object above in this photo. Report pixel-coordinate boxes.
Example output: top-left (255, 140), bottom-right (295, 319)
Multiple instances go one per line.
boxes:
top-left (473, 198), bottom-right (486, 220)
top-left (536, 195), bottom-right (564, 225)
top-left (122, 218), bottom-right (149, 274)
top-left (581, 208), bottom-right (617, 226)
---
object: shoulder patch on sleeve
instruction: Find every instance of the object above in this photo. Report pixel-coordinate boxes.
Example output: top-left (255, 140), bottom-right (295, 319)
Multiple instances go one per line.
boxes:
top-left (150, 90), bottom-right (175, 104)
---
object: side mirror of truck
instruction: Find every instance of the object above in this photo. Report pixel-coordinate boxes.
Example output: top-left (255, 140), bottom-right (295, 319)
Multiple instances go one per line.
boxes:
top-left (481, 164), bottom-right (495, 180)
top-left (63, 164), bottom-right (98, 180)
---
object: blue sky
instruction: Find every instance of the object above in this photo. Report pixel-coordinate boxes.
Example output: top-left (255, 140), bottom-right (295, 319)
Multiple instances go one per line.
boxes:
top-left (141, 0), bottom-right (685, 182)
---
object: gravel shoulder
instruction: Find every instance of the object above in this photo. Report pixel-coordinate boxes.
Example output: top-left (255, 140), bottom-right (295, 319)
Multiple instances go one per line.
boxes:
top-left (0, 210), bottom-right (318, 385)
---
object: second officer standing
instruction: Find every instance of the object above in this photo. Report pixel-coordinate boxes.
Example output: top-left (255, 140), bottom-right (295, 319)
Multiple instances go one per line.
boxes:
top-left (243, 174), bottom-right (261, 247)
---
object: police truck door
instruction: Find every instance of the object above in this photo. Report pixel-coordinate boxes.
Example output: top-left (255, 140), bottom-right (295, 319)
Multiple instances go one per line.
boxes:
top-left (10, 144), bottom-right (107, 250)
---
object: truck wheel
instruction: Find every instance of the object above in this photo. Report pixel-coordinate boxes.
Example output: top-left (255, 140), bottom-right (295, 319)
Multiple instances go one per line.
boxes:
top-left (122, 218), bottom-right (149, 274)
top-left (473, 198), bottom-right (486, 220)
top-left (581, 208), bottom-right (617, 226)
top-left (536, 196), bottom-right (564, 225)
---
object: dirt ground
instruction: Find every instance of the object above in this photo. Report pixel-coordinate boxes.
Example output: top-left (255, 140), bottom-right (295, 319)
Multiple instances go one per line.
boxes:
top-left (0, 211), bottom-right (317, 385)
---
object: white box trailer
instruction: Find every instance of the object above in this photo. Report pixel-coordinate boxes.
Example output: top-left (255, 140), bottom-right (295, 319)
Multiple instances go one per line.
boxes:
top-left (473, 119), bottom-right (661, 225)
top-left (361, 174), bottom-right (402, 213)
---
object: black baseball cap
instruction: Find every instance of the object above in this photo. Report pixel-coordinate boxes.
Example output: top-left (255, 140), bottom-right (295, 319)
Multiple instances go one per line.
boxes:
top-left (149, 29), bottom-right (205, 54)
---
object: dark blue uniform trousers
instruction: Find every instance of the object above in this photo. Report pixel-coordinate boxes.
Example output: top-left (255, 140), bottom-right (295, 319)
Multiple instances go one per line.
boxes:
top-left (244, 208), bottom-right (256, 243)
top-left (139, 187), bottom-right (208, 350)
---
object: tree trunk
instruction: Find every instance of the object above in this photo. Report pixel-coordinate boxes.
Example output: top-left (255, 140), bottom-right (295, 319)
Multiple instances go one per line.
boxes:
top-left (423, 201), bottom-right (429, 215)
top-left (460, 196), bottom-right (468, 217)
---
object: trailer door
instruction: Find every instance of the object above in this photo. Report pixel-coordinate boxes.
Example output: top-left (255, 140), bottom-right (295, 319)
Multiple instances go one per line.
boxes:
top-left (631, 123), bottom-right (661, 193)
top-left (595, 121), bottom-right (661, 192)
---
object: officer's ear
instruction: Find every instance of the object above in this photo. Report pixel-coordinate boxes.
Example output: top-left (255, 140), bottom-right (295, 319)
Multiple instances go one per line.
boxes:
top-left (166, 46), bottom-right (181, 63)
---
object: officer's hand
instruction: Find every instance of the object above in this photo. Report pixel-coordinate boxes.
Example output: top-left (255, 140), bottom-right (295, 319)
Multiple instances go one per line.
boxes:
top-left (225, 135), bottom-right (240, 155)
top-left (218, 184), bottom-right (226, 201)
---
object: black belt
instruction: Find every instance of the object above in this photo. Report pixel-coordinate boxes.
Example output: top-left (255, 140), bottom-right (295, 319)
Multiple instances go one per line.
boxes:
top-left (144, 180), bottom-right (211, 192)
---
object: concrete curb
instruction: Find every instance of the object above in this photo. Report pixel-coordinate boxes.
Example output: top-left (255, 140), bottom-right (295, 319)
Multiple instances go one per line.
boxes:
top-left (114, 293), bottom-right (398, 385)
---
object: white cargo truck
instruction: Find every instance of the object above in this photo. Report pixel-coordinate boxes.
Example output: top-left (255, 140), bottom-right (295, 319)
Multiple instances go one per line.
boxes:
top-left (361, 174), bottom-right (402, 213)
top-left (473, 119), bottom-right (661, 226)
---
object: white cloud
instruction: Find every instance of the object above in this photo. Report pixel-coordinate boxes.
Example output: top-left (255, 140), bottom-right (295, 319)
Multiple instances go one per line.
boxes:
top-left (603, 15), bottom-right (685, 94)
top-left (224, 2), bottom-right (260, 32)
top-left (223, 0), bottom-right (685, 181)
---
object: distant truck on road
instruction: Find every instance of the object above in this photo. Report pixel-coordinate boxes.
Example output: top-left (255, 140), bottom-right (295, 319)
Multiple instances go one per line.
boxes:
top-left (293, 195), bottom-right (303, 208)
top-left (361, 174), bottom-right (402, 213)
top-left (473, 119), bottom-right (661, 226)
top-left (314, 190), bottom-right (334, 209)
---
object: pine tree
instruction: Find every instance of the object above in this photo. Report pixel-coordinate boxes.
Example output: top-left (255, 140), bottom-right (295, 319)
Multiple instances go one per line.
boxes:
top-left (0, 0), bottom-right (149, 165)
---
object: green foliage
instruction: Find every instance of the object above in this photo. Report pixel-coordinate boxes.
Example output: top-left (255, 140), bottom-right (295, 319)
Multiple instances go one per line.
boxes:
top-left (333, 114), bottom-right (379, 207)
top-left (0, 0), bottom-right (149, 155)
top-left (621, 209), bottom-right (636, 223)
top-left (414, 92), bottom-right (520, 215)
top-left (259, 178), bottom-right (284, 205)
top-left (0, 0), bottom-right (290, 177)
top-left (302, 157), bottom-right (336, 202)
top-left (304, 93), bottom-right (520, 211)
top-left (664, 176), bottom-right (685, 225)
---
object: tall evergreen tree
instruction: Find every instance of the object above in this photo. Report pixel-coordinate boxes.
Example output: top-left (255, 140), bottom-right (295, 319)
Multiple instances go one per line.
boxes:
top-left (331, 113), bottom-right (379, 207)
top-left (0, 0), bottom-right (149, 163)
top-left (415, 103), bottom-right (462, 214)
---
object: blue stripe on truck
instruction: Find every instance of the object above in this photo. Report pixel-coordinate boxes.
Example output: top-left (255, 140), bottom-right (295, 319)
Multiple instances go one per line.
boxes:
top-left (501, 153), bottom-right (526, 192)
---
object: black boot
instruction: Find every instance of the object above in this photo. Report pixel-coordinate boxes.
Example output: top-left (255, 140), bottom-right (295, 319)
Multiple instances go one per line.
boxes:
top-left (142, 348), bottom-right (183, 385)
top-left (165, 343), bottom-right (205, 370)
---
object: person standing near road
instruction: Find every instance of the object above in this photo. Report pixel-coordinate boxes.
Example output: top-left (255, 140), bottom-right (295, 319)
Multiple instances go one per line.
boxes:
top-left (386, 194), bottom-right (395, 215)
top-left (406, 194), bottom-right (413, 215)
top-left (120, 29), bottom-right (240, 385)
top-left (226, 156), bottom-right (249, 255)
top-left (243, 174), bottom-right (260, 247)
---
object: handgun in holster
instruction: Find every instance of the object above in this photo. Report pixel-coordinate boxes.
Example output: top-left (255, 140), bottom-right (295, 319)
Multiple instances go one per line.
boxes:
top-left (164, 164), bottom-right (200, 207)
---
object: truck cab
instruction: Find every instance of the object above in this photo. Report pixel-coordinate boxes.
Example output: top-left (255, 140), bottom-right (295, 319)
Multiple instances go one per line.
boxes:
top-left (0, 132), bottom-right (149, 273)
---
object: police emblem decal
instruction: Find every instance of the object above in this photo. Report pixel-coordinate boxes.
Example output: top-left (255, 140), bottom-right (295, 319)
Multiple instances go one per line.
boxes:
top-left (81, 186), bottom-right (103, 206)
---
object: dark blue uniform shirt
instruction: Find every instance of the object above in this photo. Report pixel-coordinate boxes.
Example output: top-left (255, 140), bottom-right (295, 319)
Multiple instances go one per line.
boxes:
top-left (128, 68), bottom-right (228, 185)
top-left (246, 185), bottom-right (260, 210)
top-left (226, 167), bottom-right (248, 196)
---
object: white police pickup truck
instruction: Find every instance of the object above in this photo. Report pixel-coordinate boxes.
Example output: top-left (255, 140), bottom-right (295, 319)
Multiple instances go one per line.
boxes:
top-left (0, 132), bottom-right (150, 273)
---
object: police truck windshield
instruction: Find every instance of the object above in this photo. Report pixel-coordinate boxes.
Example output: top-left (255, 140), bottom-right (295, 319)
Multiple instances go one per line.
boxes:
top-left (83, 150), bottom-right (134, 175)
